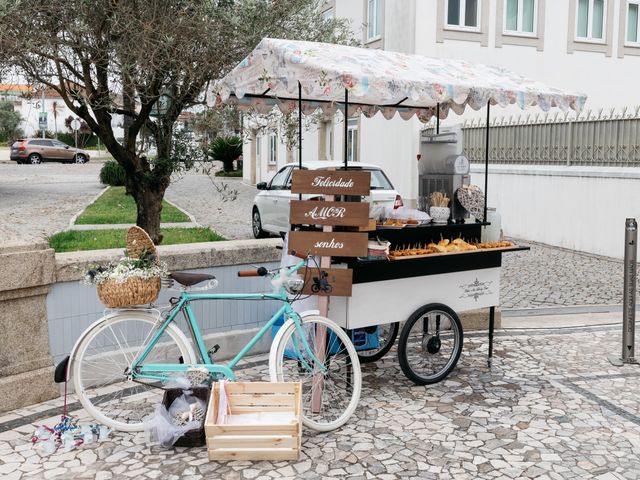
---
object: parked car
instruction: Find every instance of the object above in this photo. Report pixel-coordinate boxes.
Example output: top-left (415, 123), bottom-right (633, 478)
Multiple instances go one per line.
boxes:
top-left (252, 161), bottom-right (403, 238)
top-left (10, 138), bottom-right (91, 164)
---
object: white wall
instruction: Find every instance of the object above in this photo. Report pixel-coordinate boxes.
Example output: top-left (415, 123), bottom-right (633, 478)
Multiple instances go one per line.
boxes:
top-left (471, 165), bottom-right (640, 258)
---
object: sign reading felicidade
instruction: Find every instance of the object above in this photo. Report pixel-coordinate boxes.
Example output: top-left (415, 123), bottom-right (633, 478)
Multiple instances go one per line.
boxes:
top-left (291, 170), bottom-right (371, 196)
top-left (288, 231), bottom-right (368, 257)
top-left (290, 200), bottom-right (370, 227)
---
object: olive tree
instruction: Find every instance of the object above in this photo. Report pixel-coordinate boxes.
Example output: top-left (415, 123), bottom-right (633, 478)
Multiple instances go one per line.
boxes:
top-left (0, 0), bottom-right (353, 242)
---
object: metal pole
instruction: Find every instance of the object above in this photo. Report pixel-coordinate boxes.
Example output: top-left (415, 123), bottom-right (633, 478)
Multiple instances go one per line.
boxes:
top-left (297, 81), bottom-right (303, 170)
top-left (41, 85), bottom-right (45, 139)
top-left (436, 103), bottom-right (440, 134)
top-left (298, 82), bottom-right (303, 201)
top-left (484, 101), bottom-right (490, 223)
top-left (609, 218), bottom-right (638, 366)
top-left (622, 218), bottom-right (637, 362)
top-left (344, 88), bottom-right (349, 169)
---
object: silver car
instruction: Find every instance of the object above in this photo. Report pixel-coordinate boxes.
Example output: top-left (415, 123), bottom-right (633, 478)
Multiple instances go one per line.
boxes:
top-left (252, 161), bottom-right (403, 238)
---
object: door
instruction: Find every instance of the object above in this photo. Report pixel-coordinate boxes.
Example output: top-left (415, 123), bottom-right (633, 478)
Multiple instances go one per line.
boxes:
top-left (260, 166), bottom-right (292, 233)
top-left (28, 139), bottom-right (52, 160)
top-left (51, 140), bottom-right (74, 161)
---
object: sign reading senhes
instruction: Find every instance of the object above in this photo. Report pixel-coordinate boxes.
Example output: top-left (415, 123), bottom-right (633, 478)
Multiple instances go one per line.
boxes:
top-left (291, 170), bottom-right (371, 196)
top-left (288, 231), bottom-right (368, 257)
top-left (290, 200), bottom-right (370, 227)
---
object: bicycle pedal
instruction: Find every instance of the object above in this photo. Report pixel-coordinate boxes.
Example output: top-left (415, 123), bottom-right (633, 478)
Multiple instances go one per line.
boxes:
top-left (207, 344), bottom-right (221, 362)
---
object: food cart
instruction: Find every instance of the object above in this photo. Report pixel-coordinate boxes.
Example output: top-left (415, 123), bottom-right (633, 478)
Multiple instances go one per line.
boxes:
top-left (216, 38), bottom-right (586, 385)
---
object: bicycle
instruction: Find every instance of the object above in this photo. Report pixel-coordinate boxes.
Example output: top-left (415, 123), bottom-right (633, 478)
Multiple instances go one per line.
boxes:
top-left (69, 255), bottom-right (362, 433)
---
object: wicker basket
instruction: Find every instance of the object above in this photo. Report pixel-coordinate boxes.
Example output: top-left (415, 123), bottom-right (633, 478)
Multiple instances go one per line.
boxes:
top-left (126, 225), bottom-right (158, 260)
top-left (97, 276), bottom-right (161, 308)
top-left (96, 226), bottom-right (161, 308)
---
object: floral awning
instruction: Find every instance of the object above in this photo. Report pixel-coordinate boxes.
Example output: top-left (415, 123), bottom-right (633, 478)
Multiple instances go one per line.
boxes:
top-left (215, 38), bottom-right (587, 121)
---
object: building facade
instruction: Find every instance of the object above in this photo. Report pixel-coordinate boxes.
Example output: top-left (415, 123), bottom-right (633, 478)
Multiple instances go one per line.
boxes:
top-left (244, 0), bottom-right (640, 207)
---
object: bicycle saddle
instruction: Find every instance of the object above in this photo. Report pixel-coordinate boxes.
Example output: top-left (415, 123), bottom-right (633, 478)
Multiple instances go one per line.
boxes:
top-left (169, 272), bottom-right (216, 286)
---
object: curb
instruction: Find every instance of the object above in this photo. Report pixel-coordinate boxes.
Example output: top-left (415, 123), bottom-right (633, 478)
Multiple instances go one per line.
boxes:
top-left (68, 222), bottom-right (200, 230)
top-left (68, 186), bottom-right (110, 228)
top-left (164, 198), bottom-right (200, 226)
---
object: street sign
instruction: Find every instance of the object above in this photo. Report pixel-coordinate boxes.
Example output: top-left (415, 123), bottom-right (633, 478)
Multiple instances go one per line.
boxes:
top-left (38, 112), bottom-right (47, 130)
top-left (290, 200), bottom-right (370, 227)
top-left (289, 231), bottom-right (368, 257)
top-left (70, 118), bottom-right (82, 131)
top-left (291, 170), bottom-right (371, 196)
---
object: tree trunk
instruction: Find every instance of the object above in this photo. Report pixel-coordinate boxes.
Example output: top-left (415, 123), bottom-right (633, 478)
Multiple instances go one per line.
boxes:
top-left (131, 186), bottom-right (166, 244)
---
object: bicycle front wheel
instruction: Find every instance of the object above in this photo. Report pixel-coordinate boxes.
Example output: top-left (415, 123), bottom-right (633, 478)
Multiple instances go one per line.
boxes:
top-left (269, 315), bottom-right (361, 432)
top-left (72, 311), bottom-right (196, 432)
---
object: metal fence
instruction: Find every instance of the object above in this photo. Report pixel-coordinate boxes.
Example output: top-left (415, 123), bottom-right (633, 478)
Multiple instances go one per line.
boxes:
top-left (461, 107), bottom-right (640, 167)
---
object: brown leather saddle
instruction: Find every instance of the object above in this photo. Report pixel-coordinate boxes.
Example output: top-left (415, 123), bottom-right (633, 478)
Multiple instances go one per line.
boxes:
top-left (169, 271), bottom-right (216, 287)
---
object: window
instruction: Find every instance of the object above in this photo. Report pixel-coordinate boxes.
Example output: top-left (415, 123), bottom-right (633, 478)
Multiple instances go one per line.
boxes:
top-left (346, 118), bottom-right (358, 162)
top-left (367, 0), bottom-right (382, 40)
top-left (576, 0), bottom-right (606, 41)
top-left (322, 8), bottom-right (333, 21)
top-left (505, 0), bottom-right (536, 35)
top-left (446, 0), bottom-right (480, 30)
top-left (269, 166), bottom-right (290, 190)
top-left (30, 139), bottom-right (52, 146)
top-left (268, 132), bottom-right (277, 165)
top-left (256, 135), bottom-right (262, 159)
top-left (627, 0), bottom-right (640, 43)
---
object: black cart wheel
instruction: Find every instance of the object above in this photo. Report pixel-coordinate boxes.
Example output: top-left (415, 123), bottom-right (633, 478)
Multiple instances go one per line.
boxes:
top-left (356, 322), bottom-right (399, 364)
top-left (397, 303), bottom-right (463, 385)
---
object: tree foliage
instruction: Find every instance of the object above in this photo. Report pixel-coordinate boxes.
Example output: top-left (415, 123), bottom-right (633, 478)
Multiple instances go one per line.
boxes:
top-left (0, 100), bottom-right (22, 141)
top-left (210, 136), bottom-right (242, 171)
top-left (0, 0), bottom-right (354, 242)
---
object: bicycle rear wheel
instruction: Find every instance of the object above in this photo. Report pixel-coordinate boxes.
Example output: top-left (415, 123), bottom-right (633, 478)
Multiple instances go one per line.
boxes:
top-left (71, 311), bottom-right (196, 432)
top-left (356, 322), bottom-right (399, 363)
top-left (269, 315), bottom-right (361, 432)
top-left (397, 303), bottom-right (463, 385)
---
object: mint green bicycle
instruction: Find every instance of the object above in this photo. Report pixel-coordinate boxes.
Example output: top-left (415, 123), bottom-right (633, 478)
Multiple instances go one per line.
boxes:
top-left (69, 257), bottom-right (361, 433)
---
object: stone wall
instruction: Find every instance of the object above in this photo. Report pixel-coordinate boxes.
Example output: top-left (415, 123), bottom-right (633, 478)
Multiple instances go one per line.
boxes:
top-left (0, 230), bottom-right (60, 412)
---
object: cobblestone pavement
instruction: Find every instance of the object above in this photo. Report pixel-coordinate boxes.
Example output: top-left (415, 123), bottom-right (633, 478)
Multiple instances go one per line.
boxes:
top-left (0, 162), bottom-right (103, 242)
top-left (500, 241), bottom-right (638, 310)
top-left (165, 170), bottom-right (258, 240)
top-left (1, 323), bottom-right (640, 479)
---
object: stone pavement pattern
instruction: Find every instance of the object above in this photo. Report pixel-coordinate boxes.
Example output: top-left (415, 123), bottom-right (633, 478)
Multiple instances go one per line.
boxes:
top-left (1, 324), bottom-right (639, 479)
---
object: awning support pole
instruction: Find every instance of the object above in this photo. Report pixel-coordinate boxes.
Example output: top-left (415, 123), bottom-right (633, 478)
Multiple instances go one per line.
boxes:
top-left (484, 101), bottom-right (490, 222)
top-left (436, 103), bottom-right (440, 134)
top-left (298, 81), bottom-right (303, 170)
top-left (344, 88), bottom-right (349, 169)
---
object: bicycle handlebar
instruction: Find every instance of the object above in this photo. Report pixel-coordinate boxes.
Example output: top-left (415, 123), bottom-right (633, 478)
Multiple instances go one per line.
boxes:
top-left (289, 250), bottom-right (308, 259)
top-left (237, 267), bottom-right (269, 277)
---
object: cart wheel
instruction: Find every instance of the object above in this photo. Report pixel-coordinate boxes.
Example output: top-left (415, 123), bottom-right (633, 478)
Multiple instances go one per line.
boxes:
top-left (356, 322), bottom-right (400, 363)
top-left (397, 303), bottom-right (463, 385)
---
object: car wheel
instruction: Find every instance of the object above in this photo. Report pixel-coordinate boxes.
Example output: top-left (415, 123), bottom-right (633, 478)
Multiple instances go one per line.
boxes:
top-left (74, 154), bottom-right (88, 164)
top-left (28, 153), bottom-right (42, 165)
top-left (252, 208), bottom-right (269, 239)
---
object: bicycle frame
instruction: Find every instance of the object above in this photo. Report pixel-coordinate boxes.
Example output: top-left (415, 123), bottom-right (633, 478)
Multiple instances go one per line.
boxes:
top-left (131, 259), bottom-right (325, 382)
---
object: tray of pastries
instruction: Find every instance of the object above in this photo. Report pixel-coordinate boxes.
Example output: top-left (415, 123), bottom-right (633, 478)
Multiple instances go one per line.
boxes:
top-left (389, 238), bottom-right (515, 260)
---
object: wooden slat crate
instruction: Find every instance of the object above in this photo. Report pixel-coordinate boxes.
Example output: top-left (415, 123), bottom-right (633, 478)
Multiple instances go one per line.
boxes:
top-left (205, 382), bottom-right (302, 461)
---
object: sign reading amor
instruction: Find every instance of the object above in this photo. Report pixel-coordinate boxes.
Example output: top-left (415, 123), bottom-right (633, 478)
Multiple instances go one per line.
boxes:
top-left (291, 170), bottom-right (371, 196)
top-left (290, 200), bottom-right (370, 227)
top-left (289, 231), bottom-right (368, 257)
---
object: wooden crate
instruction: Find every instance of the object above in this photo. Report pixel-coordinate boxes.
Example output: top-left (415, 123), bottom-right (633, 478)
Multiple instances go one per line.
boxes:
top-left (205, 382), bottom-right (301, 461)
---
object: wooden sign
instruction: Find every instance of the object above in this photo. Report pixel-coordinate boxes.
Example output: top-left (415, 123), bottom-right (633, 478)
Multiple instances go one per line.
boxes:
top-left (301, 268), bottom-right (353, 297)
top-left (290, 200), bottom-right (370, 227)
top-left (291, 170), bottom-right (371, 196)
top-left (289, 231), bottom-right (368, 257)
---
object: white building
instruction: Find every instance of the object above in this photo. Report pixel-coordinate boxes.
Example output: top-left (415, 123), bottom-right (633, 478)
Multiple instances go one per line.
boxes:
top-left (0, 84), bottom-right (124, 141)
top-left (246, 0), bottom-right (640, 209)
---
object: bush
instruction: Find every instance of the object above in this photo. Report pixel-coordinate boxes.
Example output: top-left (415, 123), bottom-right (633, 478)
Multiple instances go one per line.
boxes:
top-left (209, 135), bottom-right (242, 172)
top-left (58, 132), bottom-right (99, 148)
top-left (99, 160), bottom-right (126, 186)
top-left (215, 169), bottom-right (243, 177)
